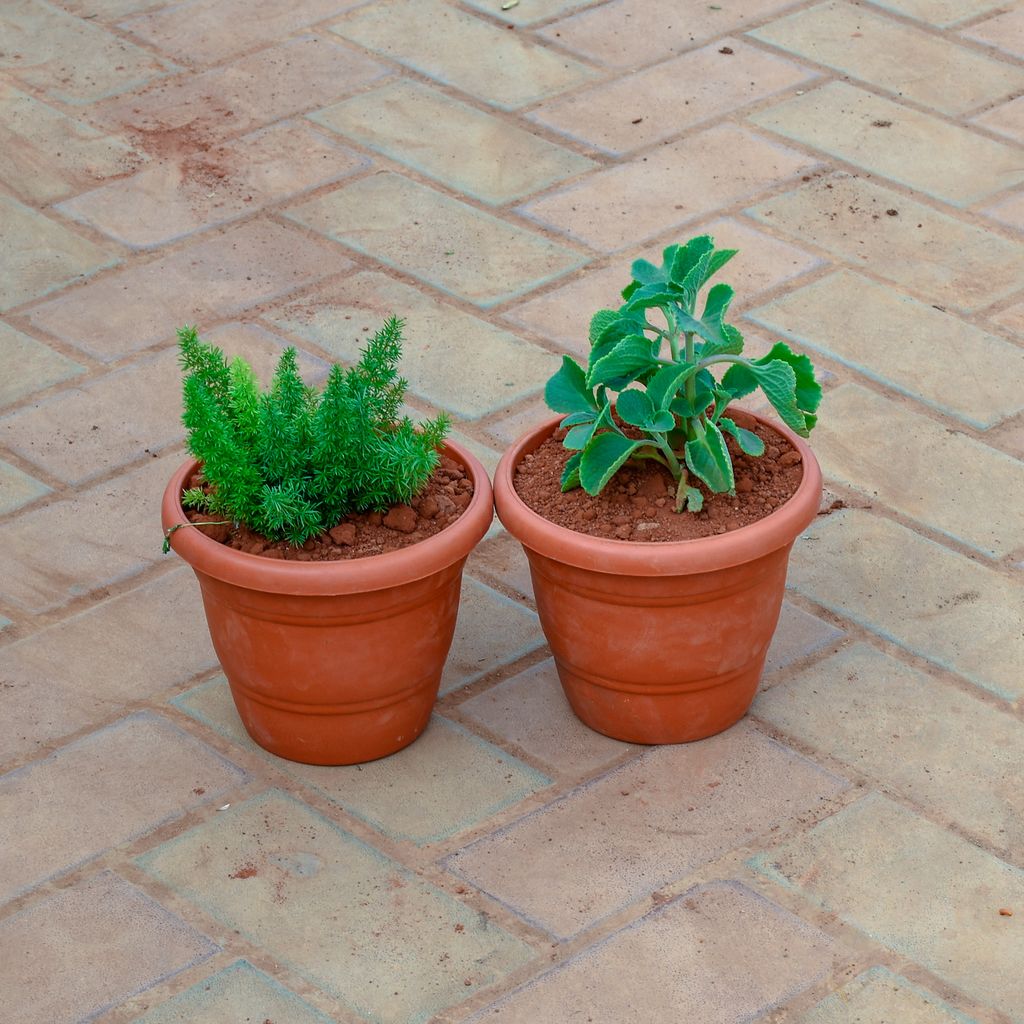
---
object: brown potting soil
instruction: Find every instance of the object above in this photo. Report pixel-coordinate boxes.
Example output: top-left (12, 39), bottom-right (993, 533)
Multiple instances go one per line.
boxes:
top-left (513, 413), bottom-right (803, 542)
top-left (183, 456), bottom-right (472, 560)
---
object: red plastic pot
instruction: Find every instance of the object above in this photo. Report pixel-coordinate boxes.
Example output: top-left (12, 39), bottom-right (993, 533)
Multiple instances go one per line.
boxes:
top-left (493, 413), bottom-right (822, 744)
top-left (161, 442), bottom-right (492, 765)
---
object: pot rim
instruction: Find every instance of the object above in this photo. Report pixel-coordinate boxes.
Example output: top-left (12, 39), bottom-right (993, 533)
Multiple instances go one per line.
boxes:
top-left (161, 439), bottom-right (493, 595)
top-left (493, 410), bottom-right (822, 576)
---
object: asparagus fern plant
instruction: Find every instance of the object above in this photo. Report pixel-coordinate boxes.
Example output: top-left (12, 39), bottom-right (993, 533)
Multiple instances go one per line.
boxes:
top-left (175, 317), bottom-right (448, 545)
top-left (545, 235), bottom-right (821, 512)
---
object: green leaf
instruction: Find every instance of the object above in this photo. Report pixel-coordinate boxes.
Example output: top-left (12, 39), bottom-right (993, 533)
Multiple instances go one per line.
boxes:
top-left (589, 309), bottom-right (619, 344)
top-left (759, 342), bottom-right (822, 416)
top-left (668, 236), bottom-right (714, 287)
top-left (561, 451), bottom-right (582, 491)
top-left (580, 432), bottom-right (642, 495)
top-left (699, 321), bottom-right (745, 360)
top-left (721, 353), bottom-right (818, 436)
top-left (546, 355), bottom-right (596, 414)
top-left (630, 258), bottom-right (664, 285)
top-left (706, 247), bottom-right (738, 280)
top-left (670, 369), bottom-right (716, 417)
top-left (683, 486), bottom-right (704, 513)
top-left (649, 409), bottom-right (676, 432)
top-left (621, 284), bottom-right (679, 316)
top-left (560, 411), bottom-right (596, 428)
top-left (647, 361), bottom-right (699, 409)
top-left (564, 422), bottom-right (595, 450)
top-left (615, 388), bottom-right (654, 427)
top-left (587, 336), bottom-right (659, 388)
top-left (720, 416), bottom-right (765, 456)
top-left (685, 421), bottom-right (735, 493)
top-left (702, 282), bottom-right (733, 324)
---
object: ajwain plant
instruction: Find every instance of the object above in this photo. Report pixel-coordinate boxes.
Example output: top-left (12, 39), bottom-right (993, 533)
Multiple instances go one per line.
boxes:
top-left (545, 235), bottom-right (821, 512)
top-left (174, 316), bottom-right (448, 545)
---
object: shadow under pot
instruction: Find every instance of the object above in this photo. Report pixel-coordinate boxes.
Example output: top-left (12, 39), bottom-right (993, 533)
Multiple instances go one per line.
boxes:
top-left (493, 413), bottom-right (822, 745)
top-left (161, 441), bottom-right (493, 766)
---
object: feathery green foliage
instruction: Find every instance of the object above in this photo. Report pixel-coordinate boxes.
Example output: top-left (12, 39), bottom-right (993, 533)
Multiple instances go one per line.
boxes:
top-left (177, 317), bottom-right (449, 544)
top-left (544, 235), bottom-right (821, 512)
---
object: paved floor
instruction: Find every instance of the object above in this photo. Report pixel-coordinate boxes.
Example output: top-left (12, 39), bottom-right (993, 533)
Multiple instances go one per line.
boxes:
top-left (2, 0), bottom-right (1023, 1021)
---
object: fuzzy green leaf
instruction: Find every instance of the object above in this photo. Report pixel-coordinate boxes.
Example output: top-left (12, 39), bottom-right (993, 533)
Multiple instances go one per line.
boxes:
top-left (682, 485), bottom-right (704, 512)
top-left (685, 422), bottom-right (735, 493)
top-left (564, 422), bottom-right (595, 450)
top-left (700, 322), bottom-right (745, 360)
top-left (589, 309), bottom-right (620, 344)
top-left (759, 342), bottom-right (822, 416)
top-left (545, 355), bottom-right (595, 414)
top-left (586, 336), bottom-right (659, 388)
top-left (649, 409), bottom-right (676, 432)
top-left (561, 451), bottom-right (583, 491)
top-left (615, 388), bottom-right (654, 428)
top-left (668, 236), bottom-right (714, 288)
top-left (580, 432), bottom-right (642, 495)
top-left (647, 361), bottom-right (699, 409)
top-left (721, 355), bottom-right (818, 436)
top-left (719, 416), bottom-right (765, 456)
top-left (560, 411), bottom-right (596, 428)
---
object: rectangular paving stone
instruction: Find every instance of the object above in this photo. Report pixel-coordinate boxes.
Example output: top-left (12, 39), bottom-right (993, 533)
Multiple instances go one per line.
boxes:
top-left (962, 7), bottom-right (1024, 58)
top-left (530, 37), bottom-right (817, 155)
top-left (310, 79), bottom-right (595, 206)
top-left (462, 0), bottom-right (604, 23)
top-left (0, 711), bottom-right (245, 903)
top-left (446, 722), bottom-right (846, 937)
top-left (806, 384), bottom-right (1024, 555)
top-left (176, 676), bottom-right (550, 845)
top-left (0, 459), bottom-right (50, 516)
top-left (869, 0), bottom-right (1004, 27)
top-left (286, 173), bottom-right (587, 308)
top-left (750, 273), bottom-right (1024, 428)
top-left (0, 195), bottom-right (119, 312)
top-left (330, 0), bottom-right (596, 110)
top-left (502, 216), bottom-right (821, 353)
top-left (756, 643), bottom-right (1024, 859)
top-left (466, 882), bottom-right (839, 1023)
top-left (750, 793), bottom-right (1024, 1021)
top-left (137, 791), bottom-right (537, 1024)
top-left (0, 82), bottom-right (141, 205)
top-left (457, 658), bottom-right (636, 777)
top-left (442, 576), bottom-right (545, 694)
top-left (0, 320), bottom-right (84, 409)
top-left (134, 960), bottom-right (334, 1024)
top-left (750, 1), bottom-right (1024, 116)
top-left (763, 601), bottom-right (844, 677)
top-left (26, 219), bottom-right (345, 362)
top-left (0, 871), bottom-right (216, 1024)
top-left (0, 0), bottom-right (175, 104)
top-left (92, 36), bottom-right (390, 139)
top-left (789, 509), bottom-right (1024, 701)
top-left (0, 568), bottom-right (216, 766)
top-left (58, 120), bottom-right (368, 249)
top-left (519, 124), bottom-right (817, 252)
top-left (538, 0), bottom-right (804, 68)
top-left (121, 0), bottom-right (361, 65)
top-left (799, 967), bottom-right (980, 1024)
top-left (750, 81), bottom-right (1024, 206)
top-left (745, 172), bottom-right (1024, 311)
top-left (266, 271), bottom-right (561, 418)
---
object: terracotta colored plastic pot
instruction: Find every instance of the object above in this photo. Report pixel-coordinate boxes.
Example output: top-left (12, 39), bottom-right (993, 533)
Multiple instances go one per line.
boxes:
top-left (161, 442), bottom-right (492, 765)
top-left (494, 414), bottom-right (822, 744)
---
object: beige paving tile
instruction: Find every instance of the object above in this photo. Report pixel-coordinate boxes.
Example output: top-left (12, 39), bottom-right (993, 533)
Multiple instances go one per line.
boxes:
top-left (799, 967), bottom-right (980, 1024)
top-left (466, 531), bottom-right (534, 603)
top-left (26, 219), bottom-right (345, 362)
top-left (0, 459), bottom-right (51, 515)
top-left (121, 0), bottom-right (362, 64)
top-left (991, 299), bottom-right (1024, 336)
top-left (973, 94), bottom-right (1024, 144)
top-left (538, 0), bottom-right (804, 68)
top-left (462, 0), bottom-right (605, 24)
top-left (0, 872), bottom-right (216, 1024)
top-left (746, 172), bottom-right (1024, 311)
top-left (58, 121), bottom-right (368, 249)
top-left (0, 326), bottom-right (326, 485)
top-left (134, 960), bottom-right (334, 1024)
top-left (531, 37), bottom-right (817, 155)
top-left (311, 79), bottom-right (595, 205)
top-left (751, 81), bottom-right (1024, 206)
top-left (789, 509), bottom-right (1024, 701)
top-left (0, 195), bottom-right (119, 312)
top-left (0, 0), bottom-right (175, 104)
top-left (757, 643), bottom-right (1024, 858)
top-left (447, 721), bottom-right (846, 937)
top-left (867, 0), bottom-right (1005, 27)
top-left (750, 794), bottom-right (1024, 1020)
top-left (58, 0), bottom-right (167, 15)
top-left (458, 659), bottom-right (636, 776)
top-left (330, 0), bottom-right (596, 110)
top-left (466, 882), bottom-right (838, 1023)
top-left (503, 216), bottom-right (821, 351)
top-left (0, 569), bottom-right (216, 765)
top-left (962, 7), bottom-right (1024, 58)
top-left (0, 320), bottom-right (84, 409)
top-left (286, 173), bottom-right (587, 308)
top-left (806, 384), bottom-right (1024, 555)
top-left (266, 271), bottom-right (561, 417)
top-left (764, 601), bottom-right (844, 676)
top-left (0, 712), bottom-right (244, 902)
top-left (983, 188), bottom-right (1024, 231)
top-left (520, 124), bottom-right (817, 252)
top-left (0, 82), bottom-right (140, 204)
top-left (987, 411), bottom-right (1024, 460)
top-left (137, 791), bottom-right (536, 1024)
top-left (750, 272), bottom-right (1024, 427)
top-left (92, 36), bottom-right (389, 138)
top-left (750, 1), bottom-right (1024, 115)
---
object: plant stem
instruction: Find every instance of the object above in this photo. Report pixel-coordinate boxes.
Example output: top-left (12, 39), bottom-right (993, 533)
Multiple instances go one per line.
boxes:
top-left (654, 434), bottom-right (683, 480)
top-left (684, 330), bottom-right (698, 441)
top-left (674, 469), bottom-right (691, 513)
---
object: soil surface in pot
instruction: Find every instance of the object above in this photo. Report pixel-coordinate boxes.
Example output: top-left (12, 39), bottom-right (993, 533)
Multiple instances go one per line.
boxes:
top-left (183, 456), bottom-right (472, 560)
top-left (514, 414), bottom-right (802, 542)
